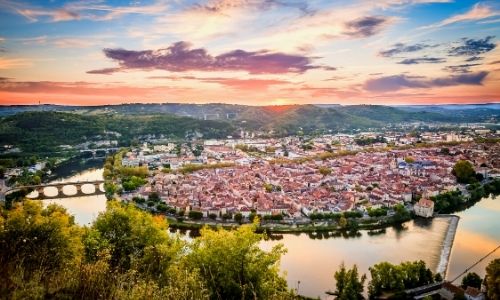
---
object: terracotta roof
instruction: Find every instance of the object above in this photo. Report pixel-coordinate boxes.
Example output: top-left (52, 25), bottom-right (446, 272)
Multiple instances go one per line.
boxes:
top-left (417, 198), bottom-right (434, 208)
top-left (442, 282), bottom-right (464, 294)
top-left (465, 286), bottom-right (481, 297)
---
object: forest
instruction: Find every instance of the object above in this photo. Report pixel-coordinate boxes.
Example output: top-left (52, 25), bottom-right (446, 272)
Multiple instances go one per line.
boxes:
top-left (0, 111), bottom-right (235, 157)
top-left (1, 200), bottom-right (499, 300)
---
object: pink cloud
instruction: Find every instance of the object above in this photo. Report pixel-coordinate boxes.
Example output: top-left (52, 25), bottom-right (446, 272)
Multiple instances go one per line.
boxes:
top-left (88, 41), bottom-right (325, 75)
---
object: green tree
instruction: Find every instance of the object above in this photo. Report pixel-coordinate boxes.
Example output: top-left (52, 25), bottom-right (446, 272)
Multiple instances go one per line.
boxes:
top-left (102, 168), bottom-right (112, 179)
top-left (452, 160), bottom-right (477, 184)
top-left (338, 216), bottom-right (348, 229)
top-left (484, 259), bottom-right (500, 300)
top-left (222, 212), bottom-right (232, 221)
top-left (188, 211), bottom-right (203, 220)
top-left (0, 177), bottom-right (249, 298)
top-left (249, 212), bottom-right (258, 223)
top-left (368, 262), bottom-right (405, 298)
top-left (104, 182), bottom-right (118, 199)
top-left (319, 166), bottom-right (332, 177)
top-left (334, 262), bottom-right (366, 300)
top-left (392, 204), bottom-right (411, 222)
top-left (0, 201), bottom-right (83, 297)
top-left (119, 166), bottom-right (149, 178)
top-left (264, 183), bottom-right (274, 193)
top-left (188, 224), bottom-right (290, 299)
top-left (461, 272), bottom-right (482, 289)
top-left (32, 175), bottom-right (41, 185)
top-left (156, 203), bottom-right (168, 212)
top-left (368, 207), bottom-right (387, 218)
top-left (368, 260), bottom-right (434, 298)
top-left (122, 176), bottom-right (147, 191)
top-left (234, 212), bottom-right (243, 224)
top-left (346, 219), bottom-right (359, 232)
top-left (399, 260), bottom-right (434, 289)
top-left (148, 192), bottom-right (160, 202)
top-left (83, 201), bottom-right (181, 272)
top-left (132, 196), bottom-right (146, 204)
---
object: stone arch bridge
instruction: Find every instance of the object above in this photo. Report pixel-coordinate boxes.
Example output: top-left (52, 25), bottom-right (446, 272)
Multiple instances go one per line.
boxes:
top-left (1, 180), bottom-right (106, 200)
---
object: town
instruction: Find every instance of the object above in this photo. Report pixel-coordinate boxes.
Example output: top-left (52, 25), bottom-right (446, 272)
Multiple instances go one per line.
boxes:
top-left (113, 129), bottom-right (500, 226)
top-left (2, 0), bottom-right (500, 298)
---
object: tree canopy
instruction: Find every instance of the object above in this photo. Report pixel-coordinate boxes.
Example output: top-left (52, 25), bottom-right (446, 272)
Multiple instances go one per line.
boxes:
top-left (188, 223), bottom-right (289, 299)
top-left (0, 200), bottom-right (293, 299)
top-left (485, 259), bottom-right (500, 300)
top-left (368, 260), bottom-right (434, 298)
top-left (452, 160), bottom-right (477, 184)
top-left (0, 201), bottom-right (82, 297)
top-left (461, 272), bottom-right (482, 289)
top-left (333, 262), bottom-right (366, 300)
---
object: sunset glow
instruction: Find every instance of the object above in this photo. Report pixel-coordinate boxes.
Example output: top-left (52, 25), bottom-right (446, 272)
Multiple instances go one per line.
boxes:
top-left (0, 0), bottom-right (499, 106)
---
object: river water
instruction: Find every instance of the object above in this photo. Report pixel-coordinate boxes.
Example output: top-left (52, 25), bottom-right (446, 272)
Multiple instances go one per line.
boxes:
top-left (36, 159), bottom-right (107, 226)
top-left (39, 162), bottom-right (500, 298)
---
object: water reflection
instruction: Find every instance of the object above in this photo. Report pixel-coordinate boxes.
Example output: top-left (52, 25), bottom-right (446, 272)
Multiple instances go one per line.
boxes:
top-left (47, 158), bottom-right (104, 181)
top-left (446, 196), bottom-right (500, 283)
top-left (306, 230), bottom-right (363, 240)
top-left (42, 195), bottom-right (107, 226)
top-left (168, 228), bottom-right (202, 239)
top-left (40, 164), bottom-right (107, 226)
top-left (62, 185), bottom-right (77, 196)
top-left (260, 218), bottom-right (450, 299)
top-left (367, 229), bottom-right (386, 236)
top-left (413, 217), bottom-right (434, 229)
top-left (264, 233), bottom-right (284, 241)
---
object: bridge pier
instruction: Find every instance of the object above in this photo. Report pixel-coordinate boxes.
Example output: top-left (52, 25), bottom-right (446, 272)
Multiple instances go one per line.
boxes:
top-left (5, 180), bottom-right (106, 200)
top-left (75, 184), bottom-right (86, 197)
top-left (37, 187), bottom-right (45, 198)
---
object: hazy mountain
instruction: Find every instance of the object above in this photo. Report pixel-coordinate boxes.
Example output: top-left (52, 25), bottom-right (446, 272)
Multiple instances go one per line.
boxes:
top-left (0, 103), bottom-right (498, 128)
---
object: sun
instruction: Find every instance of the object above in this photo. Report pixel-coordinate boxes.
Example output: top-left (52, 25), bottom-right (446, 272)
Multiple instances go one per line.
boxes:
top-left (268, 98), bottom-right (292, 106)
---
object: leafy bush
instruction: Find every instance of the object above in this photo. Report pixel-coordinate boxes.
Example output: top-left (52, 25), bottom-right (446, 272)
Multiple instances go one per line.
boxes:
top-left (188, 211), bottom-right (203, 220)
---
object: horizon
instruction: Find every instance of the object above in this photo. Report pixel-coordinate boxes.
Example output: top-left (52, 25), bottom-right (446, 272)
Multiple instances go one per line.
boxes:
top-left (1, 0), bottom-right (500, 106)
top-left (1, 101), bottom-right (500, 108)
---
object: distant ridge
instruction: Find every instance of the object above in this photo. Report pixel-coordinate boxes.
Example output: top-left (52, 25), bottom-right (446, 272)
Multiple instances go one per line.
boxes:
top-left (0, 103), bottom-right (498, 129)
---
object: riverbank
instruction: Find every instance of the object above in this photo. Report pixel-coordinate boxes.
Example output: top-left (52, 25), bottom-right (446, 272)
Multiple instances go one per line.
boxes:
top-left (435, 215), bottom-right (460, 276)
top-left (159, 178), bottom-right (499, 235)
top-left (164, 213), bottom-right (412, 234)
top-left (44, 157), bottom-right (104, 182)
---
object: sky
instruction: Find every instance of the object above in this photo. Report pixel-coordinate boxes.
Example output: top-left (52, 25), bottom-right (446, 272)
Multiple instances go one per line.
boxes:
top-left (0, 0), bottom-right (499, 106)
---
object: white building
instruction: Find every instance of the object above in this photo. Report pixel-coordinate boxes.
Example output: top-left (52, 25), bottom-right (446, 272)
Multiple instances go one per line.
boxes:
top-left (414, 198), bottom-right (434, 218)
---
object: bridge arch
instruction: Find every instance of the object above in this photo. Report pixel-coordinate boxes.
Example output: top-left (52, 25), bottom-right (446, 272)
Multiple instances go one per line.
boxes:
top-left (80, 183), bottom-right (96, 194)
top-left (61, 185), bottom-right (78, 196)
top-left (3, 180), bottom-right (106, 200)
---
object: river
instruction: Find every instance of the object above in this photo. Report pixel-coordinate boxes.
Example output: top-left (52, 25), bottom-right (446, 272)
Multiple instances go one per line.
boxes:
top-left (38, 163), bottom-right (500, 298)
top-left (34, 159), bottom-right (107, 225)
